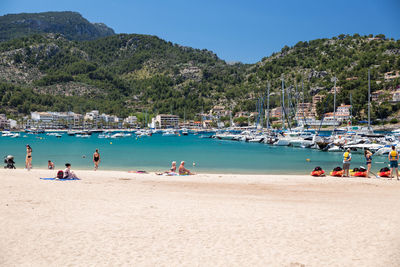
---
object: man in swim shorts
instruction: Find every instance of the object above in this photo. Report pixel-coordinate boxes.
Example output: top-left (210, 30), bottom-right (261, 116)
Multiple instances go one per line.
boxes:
top-left (179, 161), bottom-right (193, 175)
top-left (388, 146), bottom-right (399, 180)
top-left (342, 148), bottom-right (351, 177)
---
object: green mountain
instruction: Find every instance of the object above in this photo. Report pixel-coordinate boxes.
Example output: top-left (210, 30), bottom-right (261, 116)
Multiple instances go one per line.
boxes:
top-left (0, 11), bottom-right (115, 42)
top-left (0, 12), bottom-right (399, 124)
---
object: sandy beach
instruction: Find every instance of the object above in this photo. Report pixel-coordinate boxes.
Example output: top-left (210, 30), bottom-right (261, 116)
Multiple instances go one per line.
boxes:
top-left (1, 169), bottom-right (399, 266)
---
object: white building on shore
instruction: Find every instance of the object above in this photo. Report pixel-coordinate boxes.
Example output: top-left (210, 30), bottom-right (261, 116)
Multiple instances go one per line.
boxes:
top-left (0, 114), bottom-right (10, 129)
top-left (154, 114), bottom-right (179, 128)
top-left (123, 116), bottom-right (138, 127)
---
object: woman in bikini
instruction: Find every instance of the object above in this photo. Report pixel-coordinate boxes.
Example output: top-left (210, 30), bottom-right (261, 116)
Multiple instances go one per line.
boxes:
top-left (26, 144), bottom-right (32, 171)
top-left (364, 149), bottom-right (373, 178)
top-left (93, 149), bottom-right (100, 171)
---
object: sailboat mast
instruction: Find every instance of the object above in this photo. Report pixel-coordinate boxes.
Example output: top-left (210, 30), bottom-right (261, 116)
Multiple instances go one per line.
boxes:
top-left (281, 76), bottom-right (285, 129)
top-left (333, 76), bottom-right (337, 127)
top-left (302, 78), bottom-right (305, 126)
top-left (287, 85), bottom-right (290, 122)
top-left (368, 68), bottom-right (371, 129)
top-left (266, 82), bottom-right (270, 131)
top-left (350, 93), bottom-right (353, 126)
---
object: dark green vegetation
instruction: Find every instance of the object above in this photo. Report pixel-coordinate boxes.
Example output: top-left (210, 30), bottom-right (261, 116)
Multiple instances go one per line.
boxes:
top-left (0, 12), bottom-right (399, 122)
top-left (0, 11), bottom-right (114, 42)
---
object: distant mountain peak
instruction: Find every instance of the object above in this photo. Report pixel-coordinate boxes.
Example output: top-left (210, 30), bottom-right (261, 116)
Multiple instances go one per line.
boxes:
top-left (0, 11), bottom-right (115, 42)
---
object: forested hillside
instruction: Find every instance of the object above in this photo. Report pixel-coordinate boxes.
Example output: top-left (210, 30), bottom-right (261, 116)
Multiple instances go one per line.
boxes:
top-left (0, 12), bottom-right (399, 123)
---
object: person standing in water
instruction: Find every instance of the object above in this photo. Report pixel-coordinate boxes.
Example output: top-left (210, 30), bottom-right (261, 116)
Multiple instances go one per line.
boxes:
top-left (25, 144), bottom-right (32, 171)
top-left (364, 149), bottom-right (373, 178)
top-left (93, 149), bottom-right (101, 171)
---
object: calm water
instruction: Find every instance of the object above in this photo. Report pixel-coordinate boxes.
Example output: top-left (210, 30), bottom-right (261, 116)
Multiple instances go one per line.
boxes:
top-left (0, 133), bottom-right (386, 174)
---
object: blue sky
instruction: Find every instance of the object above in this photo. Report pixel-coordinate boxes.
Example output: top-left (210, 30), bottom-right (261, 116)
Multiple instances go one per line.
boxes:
top-left (1, 0), bottom-right (399, 63)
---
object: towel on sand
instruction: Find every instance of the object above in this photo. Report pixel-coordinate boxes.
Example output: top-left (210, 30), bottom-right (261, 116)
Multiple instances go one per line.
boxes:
top-left (40, 177), bottom-right (80, 181)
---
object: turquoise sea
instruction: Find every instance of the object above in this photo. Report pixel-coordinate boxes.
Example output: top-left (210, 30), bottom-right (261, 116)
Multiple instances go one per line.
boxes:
top-left (0, 133), bottom-right (388, 174)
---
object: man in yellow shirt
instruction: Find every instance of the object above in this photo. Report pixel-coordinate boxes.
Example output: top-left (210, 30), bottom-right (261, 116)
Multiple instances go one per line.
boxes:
top-left (388, 146), bottom-right (399, 180)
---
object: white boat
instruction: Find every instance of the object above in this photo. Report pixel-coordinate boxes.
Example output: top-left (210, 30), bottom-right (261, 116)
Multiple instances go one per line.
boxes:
top-left (76, 134), bottom-right (90, 138)
top-left (98, 133), bottom-right (111, 139)
top-left (10, 133), bottom-right (20, 138)
top-left (2, 131), bottom-right (13, 137)
top-left (327, 145), bottom-right (345, 152)
top-left (111, 133), bottom-right (124, 138)
top-left (162, 129), bottom-right (177, 136)
top-left (248, 136), bottom-right (264, 143)
top-left (46, 133), bottom-right (62, 137)
top-left (344, 143), bottom-right (383, 154)
top-left (374, 145), bottom-right (398, 156)
top-left (273, 137), bottom-right (291, 146)
top-left (181, 128), bottom-right (189, 136)
top-left (214, 132), bottom-right (237, 140)
top-left (291, 138), bottom-right (314, 148)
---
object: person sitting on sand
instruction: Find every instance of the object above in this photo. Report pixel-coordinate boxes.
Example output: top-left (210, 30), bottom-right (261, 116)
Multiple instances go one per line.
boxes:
top-left (179, 161), bottom-right (194, 175)
top-left (48, 160), bottom-right (55, 170)
top-left (170, 161), bottom-right (176, 172)
top-left (64, 163), bottom-right (78, 179)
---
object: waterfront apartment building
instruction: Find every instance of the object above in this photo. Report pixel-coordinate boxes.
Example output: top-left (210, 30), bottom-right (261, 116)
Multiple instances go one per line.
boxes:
top-left (295, 103), bottom-right (313, 120)
top-left (155, 114), bottom-right (179, 128)
top-left (270, 107), bottom-right (282, 118)
top-left (323, 104), bottom-right (352, 123)
top-left (0, 114), bottom-right (10, 129)
top-left (336, 105), bottom-right (351, 120)
top-left (123, 116), bottom-right (138, 127)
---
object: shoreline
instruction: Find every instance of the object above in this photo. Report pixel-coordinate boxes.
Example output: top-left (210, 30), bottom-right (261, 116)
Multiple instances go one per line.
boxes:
top-left (2, 167), bottom-right (400, 183)
top-left (3, 167), bottom-right (400, 179)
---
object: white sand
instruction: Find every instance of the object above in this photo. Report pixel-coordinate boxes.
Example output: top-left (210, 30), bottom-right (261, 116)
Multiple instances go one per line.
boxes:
top-left (1, 169), bottom-right (399, 266)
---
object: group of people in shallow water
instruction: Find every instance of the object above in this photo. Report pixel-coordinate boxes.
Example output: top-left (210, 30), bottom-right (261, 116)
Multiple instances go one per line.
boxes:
top-left (312, 146), bottom-right (399, 180)
top-left (25, 145), bottom-right (101, 172)
top-left (23, 144), bottom-right (101, 179)
top-left (23, 144), bottom-right (194, 178)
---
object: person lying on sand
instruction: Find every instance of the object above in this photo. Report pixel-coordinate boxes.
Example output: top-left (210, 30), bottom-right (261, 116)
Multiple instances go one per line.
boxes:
top-left (64, 163), bottom-right (78, 179)
top-left (179, 161), bottom-right (194, 175)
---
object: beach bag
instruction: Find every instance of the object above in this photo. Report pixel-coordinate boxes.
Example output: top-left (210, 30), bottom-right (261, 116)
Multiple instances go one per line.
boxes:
top-left (57, 170), bottom-right (64, 179)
